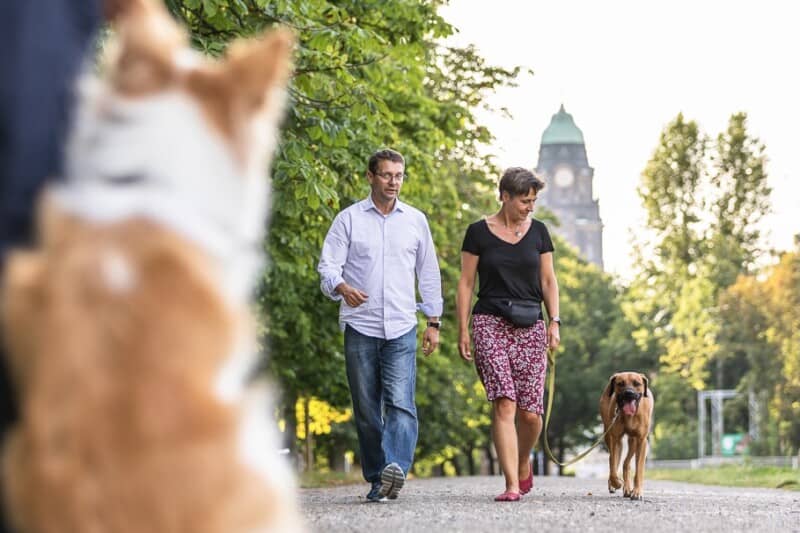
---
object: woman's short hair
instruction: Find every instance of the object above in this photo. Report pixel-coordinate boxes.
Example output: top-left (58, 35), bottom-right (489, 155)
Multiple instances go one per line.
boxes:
top-left (368, 149), bottom-right (405, 174)
top-left (498, 167), bottom-right (545, 199)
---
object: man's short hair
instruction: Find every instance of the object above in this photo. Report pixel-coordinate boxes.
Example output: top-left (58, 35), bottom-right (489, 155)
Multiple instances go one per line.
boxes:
top-left (498, 167), bottom-right (545, 199)
top-left (368, 149), bottom-right (405, 174)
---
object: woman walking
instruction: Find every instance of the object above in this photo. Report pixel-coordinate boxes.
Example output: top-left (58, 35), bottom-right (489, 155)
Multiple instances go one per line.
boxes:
top-left (456, 167), bottom-right (561, 501)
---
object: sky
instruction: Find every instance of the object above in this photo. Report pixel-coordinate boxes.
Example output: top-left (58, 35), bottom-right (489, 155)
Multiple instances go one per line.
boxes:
top-left (439, 0), bottom-right (799, 279)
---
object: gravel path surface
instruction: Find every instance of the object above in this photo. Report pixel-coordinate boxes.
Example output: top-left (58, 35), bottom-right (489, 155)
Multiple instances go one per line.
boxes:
top-left (300, 475), bottom-right (799, 532)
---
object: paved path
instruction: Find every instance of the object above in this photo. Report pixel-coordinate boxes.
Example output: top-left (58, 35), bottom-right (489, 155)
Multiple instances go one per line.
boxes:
top-left (299, 475), bottom-right (799, 532)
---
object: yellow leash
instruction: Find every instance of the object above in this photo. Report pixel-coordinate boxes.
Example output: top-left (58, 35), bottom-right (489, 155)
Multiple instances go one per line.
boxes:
top-left (541, 348), bottom-right (619, 467)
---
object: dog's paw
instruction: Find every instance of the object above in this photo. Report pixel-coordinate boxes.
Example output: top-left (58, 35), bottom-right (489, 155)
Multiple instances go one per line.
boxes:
top-left (623, 481), bottom-right (634, 498)
top-left (608, 476), bottom-right (622, 493)
top-left (629, 487), bottom-right (643, 500)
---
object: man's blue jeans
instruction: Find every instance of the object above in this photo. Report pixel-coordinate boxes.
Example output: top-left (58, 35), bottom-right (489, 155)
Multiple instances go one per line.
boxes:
top-left (344, 325), bottom-right (418, 483)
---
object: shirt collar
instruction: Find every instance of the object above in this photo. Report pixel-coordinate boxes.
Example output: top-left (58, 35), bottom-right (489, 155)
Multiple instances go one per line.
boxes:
top-left (361, 195), bottom-right (405, 214)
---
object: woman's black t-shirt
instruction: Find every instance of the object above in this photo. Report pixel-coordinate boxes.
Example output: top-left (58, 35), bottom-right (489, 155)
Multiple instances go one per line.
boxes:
top-left (461, 218), bottom-right (554, 316)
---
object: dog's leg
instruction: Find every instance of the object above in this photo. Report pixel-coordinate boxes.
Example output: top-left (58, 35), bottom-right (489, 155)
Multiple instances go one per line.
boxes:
top-left (1, 430), bottom-right (29, 532)
top-left (622, 437), bottom-right (636, 497)
top-left (606, 434), bottom-right (622, 493)
top-left (1, 251), bottom-right (46, 389)
top-left (630, 437), bottom-right (648, 500)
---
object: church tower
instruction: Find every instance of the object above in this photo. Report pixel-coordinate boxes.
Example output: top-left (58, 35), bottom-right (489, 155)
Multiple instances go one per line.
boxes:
top-left (535, 105), bottom-right (604, 268)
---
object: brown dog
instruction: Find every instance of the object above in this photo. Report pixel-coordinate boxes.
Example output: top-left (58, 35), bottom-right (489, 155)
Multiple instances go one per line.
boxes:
top-left (600, 372), bottom-right (654, 500)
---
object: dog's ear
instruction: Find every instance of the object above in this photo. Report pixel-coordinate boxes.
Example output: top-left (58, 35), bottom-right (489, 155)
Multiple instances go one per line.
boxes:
top-left (641, 374), bottom-right (649, 397)
top-left (108, 0), bottom-right (186, 95)
top-left (604, 374), bottom-right (617, 397)
top-left (224, 29), bottom-right (295, 113)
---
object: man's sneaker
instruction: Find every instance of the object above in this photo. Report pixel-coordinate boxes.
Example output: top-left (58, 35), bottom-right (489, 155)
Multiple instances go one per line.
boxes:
top-left (379, 463), bottom-right (405, 500)
top-left (366, 482), bottom-right (386, 503)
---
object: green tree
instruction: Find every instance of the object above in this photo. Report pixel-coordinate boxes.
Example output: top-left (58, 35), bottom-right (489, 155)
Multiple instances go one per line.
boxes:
top-left (708, 113), bottom-right (771, 286)
top-left (719, 244), bottom-right (800, 455)
top-left (707, 112), bottom-right (771, 390)
top-left (717, 273), bottom-right (775, 452)
top-left (630, 114), bottom-right (708, 389)
top-left (637, 113), bottom-right (707, 281)
top-left (631, 112), bottom-right (773, 458)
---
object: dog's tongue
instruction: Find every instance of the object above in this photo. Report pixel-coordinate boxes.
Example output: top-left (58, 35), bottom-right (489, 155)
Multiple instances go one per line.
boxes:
top-left (622, 400), bottom-right (637, 416)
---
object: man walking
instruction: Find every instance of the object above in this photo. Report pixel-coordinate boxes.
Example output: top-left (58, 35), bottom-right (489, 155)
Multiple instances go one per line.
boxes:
top-left (318, 149), bottom-right (443, 502)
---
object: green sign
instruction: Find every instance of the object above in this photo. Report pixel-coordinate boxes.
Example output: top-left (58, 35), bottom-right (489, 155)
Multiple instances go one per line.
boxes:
top-left (721, 433), bottom-right (747, 456)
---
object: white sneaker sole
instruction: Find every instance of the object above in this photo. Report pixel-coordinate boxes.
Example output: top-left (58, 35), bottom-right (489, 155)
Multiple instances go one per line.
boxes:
top-left (379, 463), bottom-right (405, 500)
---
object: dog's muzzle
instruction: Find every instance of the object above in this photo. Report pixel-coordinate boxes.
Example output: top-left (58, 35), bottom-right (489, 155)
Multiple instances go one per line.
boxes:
top-left (617, 388), bottom-right (642, 416)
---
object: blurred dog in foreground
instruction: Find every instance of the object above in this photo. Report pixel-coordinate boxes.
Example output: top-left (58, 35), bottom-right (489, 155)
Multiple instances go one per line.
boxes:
top-left (0, 0), bottom-right (300, 531)
top-left (600, 371), bottom-right (654, 501)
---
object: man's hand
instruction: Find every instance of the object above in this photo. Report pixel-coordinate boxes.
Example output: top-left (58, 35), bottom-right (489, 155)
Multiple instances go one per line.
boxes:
top-left (335, 283), bottom-right (368, 307)
top-left (422, 327), bottom-right (439, 356)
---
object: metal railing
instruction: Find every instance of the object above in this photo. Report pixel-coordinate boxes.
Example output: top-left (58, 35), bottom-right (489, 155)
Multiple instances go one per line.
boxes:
top-left (647, 455), bottom-right (799, 470)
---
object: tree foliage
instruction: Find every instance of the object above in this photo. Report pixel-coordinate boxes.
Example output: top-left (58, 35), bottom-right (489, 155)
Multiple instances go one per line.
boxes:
top-left (709, 112), bottom-right (771, 286)
top-left (631, 112), bottom-right (776, 458)
top-left (638, 114), bottom-right (707, 279)
top-left (718, 244), bottom-right (800, 455)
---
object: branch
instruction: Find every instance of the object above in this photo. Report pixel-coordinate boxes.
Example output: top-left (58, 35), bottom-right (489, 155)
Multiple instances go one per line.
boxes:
top-left (294, 53), bottom-right (389, 75)
top-left (288, 87), bottom-right (355, 110)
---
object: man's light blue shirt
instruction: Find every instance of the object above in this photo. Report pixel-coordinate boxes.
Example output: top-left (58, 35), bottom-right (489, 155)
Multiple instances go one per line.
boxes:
top-left (318, 196), bottom-right (443, 340)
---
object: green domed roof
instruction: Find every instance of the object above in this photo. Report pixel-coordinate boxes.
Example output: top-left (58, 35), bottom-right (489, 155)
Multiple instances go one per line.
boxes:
top-left (541, 104), bottom-right (585, 145)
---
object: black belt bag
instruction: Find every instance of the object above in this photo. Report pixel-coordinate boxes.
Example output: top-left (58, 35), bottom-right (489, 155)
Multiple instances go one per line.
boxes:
top-left (492, 299), bottom-right (542, 328)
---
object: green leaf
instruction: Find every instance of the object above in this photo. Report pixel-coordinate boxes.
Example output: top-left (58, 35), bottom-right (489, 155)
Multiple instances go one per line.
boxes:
top-left (202, 0), bottom-right (218, 17)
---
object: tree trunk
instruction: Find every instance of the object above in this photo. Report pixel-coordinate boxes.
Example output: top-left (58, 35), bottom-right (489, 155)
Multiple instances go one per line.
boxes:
top-left (451, 459), bottom-right (462, 477)
top-left (304, 397), bottom-right (314, 472)
top-left (282, 389), bottom-right (298, 466)
top-left (485, 443), bottom-right (496, 475)
top-left (328, 441), bottom-right (346, 472)
top-left (466, 446), bottom-right (476, 476)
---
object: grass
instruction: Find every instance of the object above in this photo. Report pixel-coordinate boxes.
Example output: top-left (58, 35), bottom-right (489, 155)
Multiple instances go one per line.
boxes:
top-left (648, 464), bottom-right (800, 491)
top-left (299, 469), bottom-right (363, 489)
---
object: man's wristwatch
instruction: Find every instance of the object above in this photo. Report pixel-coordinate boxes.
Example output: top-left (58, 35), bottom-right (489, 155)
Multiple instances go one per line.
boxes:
top-left (550, 316), bottom-right (561, 326)
top-left (427, 321), bottom-right (441, 330)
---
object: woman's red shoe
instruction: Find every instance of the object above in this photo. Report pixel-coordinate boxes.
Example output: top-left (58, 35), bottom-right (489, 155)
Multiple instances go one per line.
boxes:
top-left (519, 466), bottom-right (534, 494)
top-left (494, 491), bottom-right (521, 502)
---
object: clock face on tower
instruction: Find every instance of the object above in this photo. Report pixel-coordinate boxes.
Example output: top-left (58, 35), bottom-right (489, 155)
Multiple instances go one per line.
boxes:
top-left (554, 166), bottom-right (575, 188)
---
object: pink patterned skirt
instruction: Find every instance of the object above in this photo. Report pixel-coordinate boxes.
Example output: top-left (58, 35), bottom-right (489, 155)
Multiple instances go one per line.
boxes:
top-left (472, 314), bottom-right (548, 413)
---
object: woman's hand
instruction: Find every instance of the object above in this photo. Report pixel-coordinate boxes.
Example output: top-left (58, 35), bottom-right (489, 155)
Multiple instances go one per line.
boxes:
top-left (547, 322), bottom-right (560, 350)
top-left (456, 252), bottom-right (479, 362)
top-left (458, 330), bottom-right (473, 361)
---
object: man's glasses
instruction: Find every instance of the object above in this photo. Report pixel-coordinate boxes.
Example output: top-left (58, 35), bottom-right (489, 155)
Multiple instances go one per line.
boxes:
top-left (373, 172), bottom-right (406, 182)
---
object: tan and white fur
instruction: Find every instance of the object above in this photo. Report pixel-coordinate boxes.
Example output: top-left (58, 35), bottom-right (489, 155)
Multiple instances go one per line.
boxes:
top-left (600, 372), bottom-right (654, 501)
top-left (0, 0), bottom-right (300, 531)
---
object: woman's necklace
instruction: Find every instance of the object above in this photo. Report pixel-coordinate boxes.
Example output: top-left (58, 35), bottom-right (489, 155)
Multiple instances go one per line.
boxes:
top-left (500, 217), bottom-right (526, 237)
